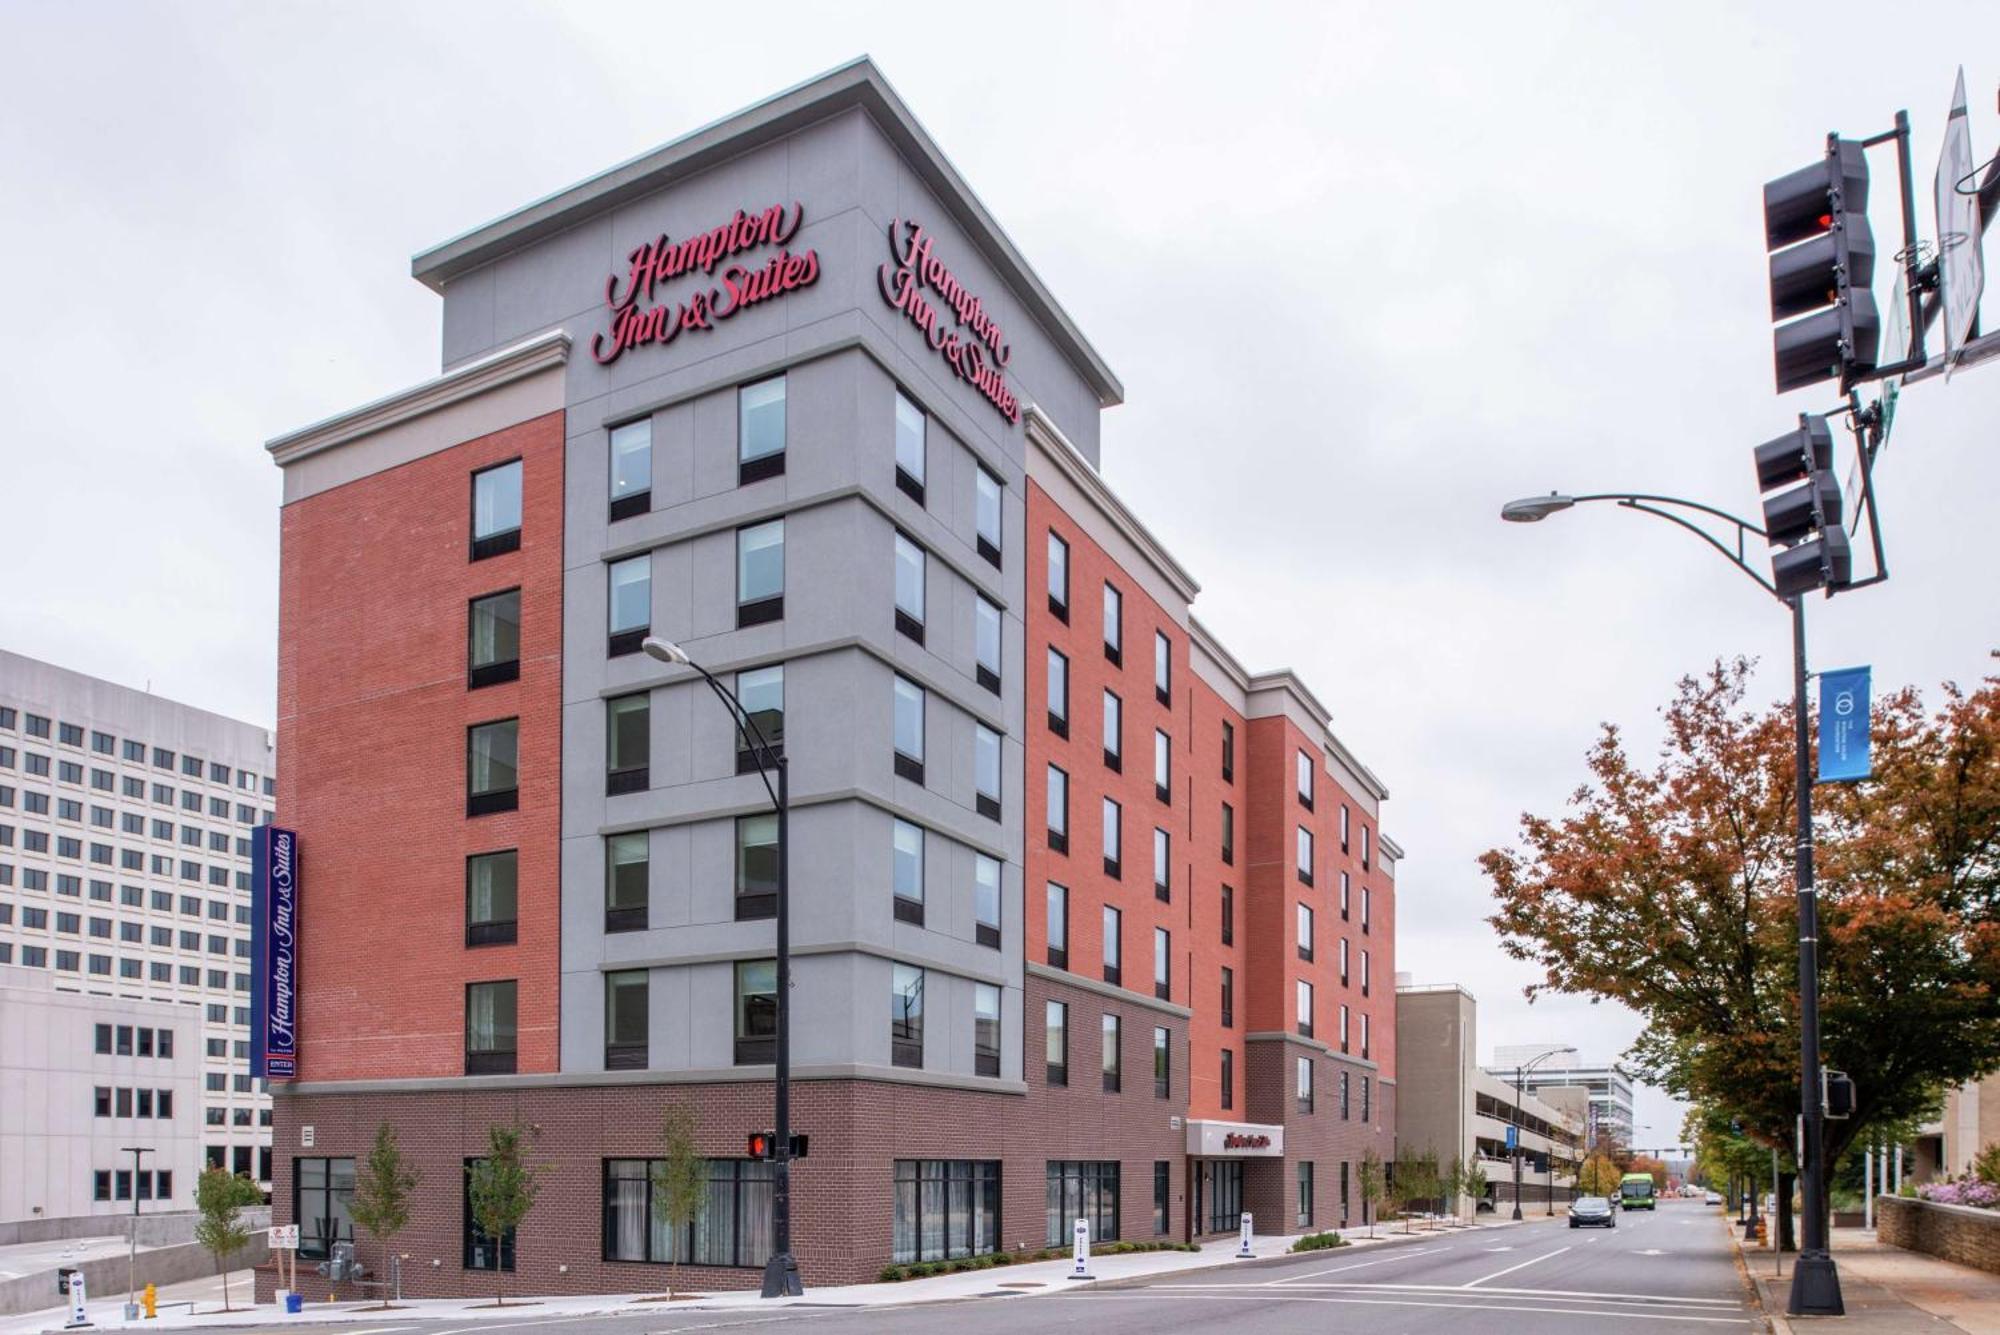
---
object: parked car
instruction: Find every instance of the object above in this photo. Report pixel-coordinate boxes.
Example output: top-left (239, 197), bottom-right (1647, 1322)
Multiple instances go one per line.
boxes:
top-left (1570, 1195), bottom-right (1616, 1228)
top-left (1705, 1190), bottom-right (1723, 1206)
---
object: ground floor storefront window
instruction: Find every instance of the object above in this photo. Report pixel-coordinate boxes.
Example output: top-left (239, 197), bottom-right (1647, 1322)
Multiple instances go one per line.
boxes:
top-left (1199, 1159), bottom-right (1243, 1234)
top-left (1046, 1160), bottom-right (1119, 1246)
top-left (293, 1157), bottom-right (354, 1260)
top-left (602, 1159), bottom-right (774, 1268)
top-left (892, 1160), bottom-right (1001, 1263)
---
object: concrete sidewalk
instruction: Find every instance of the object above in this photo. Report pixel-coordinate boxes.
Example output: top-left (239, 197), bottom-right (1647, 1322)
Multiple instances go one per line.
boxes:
top-left (2, 1215), bottom-right (1527, 1332)
top-left (1733, 1221), bottom-right (2000, 1334)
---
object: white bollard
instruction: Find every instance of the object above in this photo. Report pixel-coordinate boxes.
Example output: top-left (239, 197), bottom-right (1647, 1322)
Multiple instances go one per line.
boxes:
top-left (63, 1271), bottom-right (91, 1330)
top-left (1237, 1211), bottom-right (1254, 1258)
top-left (1865, 1147), bottom-right (1875, 1230)
top-left (1068, 1217), bottom-right (1094, 1280)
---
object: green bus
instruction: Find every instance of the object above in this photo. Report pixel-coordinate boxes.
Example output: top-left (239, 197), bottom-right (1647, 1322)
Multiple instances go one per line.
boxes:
top-left (1619, 1172), bottom-right (1657, 1210)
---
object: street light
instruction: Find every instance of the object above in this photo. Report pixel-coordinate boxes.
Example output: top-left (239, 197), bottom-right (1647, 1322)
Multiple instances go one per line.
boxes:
top-left (1500, 489), bottom-right (1845, 1314)
top-left (121, 1146), bottom-right (153, 1318)
top-left (1511, 1046), bottom-right (1576, 1221)
top-left (642, 636), bottom-right (802, 1299)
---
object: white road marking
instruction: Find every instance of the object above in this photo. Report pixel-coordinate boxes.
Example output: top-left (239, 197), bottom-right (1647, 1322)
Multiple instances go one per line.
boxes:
top-left (1266, 1245), bottom-right (1448, 1284)
top-left (1461, 1245), bottom-right (1572, 1287)
top-left (1263, 1281), bottom-right (1741, 1306)
top-left (1058, 1292), bottom-right (1753, 1324)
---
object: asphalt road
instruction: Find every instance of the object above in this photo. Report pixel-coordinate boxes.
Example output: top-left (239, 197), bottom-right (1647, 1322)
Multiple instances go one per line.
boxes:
top-left (158, 1199), bottom-right (1752, 1334)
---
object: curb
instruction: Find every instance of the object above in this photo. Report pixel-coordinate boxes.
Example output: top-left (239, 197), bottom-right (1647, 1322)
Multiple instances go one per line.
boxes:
top-left (1075, 1218), bottom-right (1533, 1293)
top-left (1724, 1213), bottom-right (1784, 1335)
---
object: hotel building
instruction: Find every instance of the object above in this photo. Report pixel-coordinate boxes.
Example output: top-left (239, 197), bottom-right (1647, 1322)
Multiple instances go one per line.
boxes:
top-left (262, 58), bottom-right (1402, 1293)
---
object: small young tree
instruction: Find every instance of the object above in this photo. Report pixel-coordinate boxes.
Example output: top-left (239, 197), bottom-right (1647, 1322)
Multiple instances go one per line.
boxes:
top-left (194, 1168), bottom-right (263, 1312)
top-left (350, 1124), bottom-right (420, 1305)
top-left (467, 1124), bottom-right (542, 1308)
top-left (1441, 1157), bottom-right (1466, 1224)
top-left (651, 1102), bottom-right (708, 1300)
top-left (1464, 1158), bottom-right (1490, 1214)
top-left (1358, 1149), bottom-right (1386, 1237)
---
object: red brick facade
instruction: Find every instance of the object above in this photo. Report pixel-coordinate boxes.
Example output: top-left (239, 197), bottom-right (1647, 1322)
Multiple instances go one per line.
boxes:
top-left (275, 411), bottom-right (565, 1082)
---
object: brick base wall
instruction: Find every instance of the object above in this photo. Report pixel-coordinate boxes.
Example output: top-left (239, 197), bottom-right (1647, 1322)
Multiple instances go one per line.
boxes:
top-left (1877, 1195), bottom-right (2000, 1274)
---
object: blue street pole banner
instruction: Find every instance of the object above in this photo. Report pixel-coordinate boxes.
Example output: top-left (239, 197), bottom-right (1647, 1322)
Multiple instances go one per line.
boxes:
top-left (251, 826), bottom-right (300, 1080)
top-left (1505, 1124), bottom-right (1518, 1151)
top-left (1818, 666), bottom-right (1872, 783)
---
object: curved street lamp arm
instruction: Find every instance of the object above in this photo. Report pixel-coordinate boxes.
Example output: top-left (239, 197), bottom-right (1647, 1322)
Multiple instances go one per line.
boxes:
top-left (685, 661), bottom-right (783, 812)
top-left (1566, 494), bottom-right (1780, 602)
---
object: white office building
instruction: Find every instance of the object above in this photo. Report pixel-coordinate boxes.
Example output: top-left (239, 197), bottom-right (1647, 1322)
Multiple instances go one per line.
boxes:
top-left (1488, 1045), bottom-right (1636, 1149)
top-left (0, 650), bottom-right (276, 1218)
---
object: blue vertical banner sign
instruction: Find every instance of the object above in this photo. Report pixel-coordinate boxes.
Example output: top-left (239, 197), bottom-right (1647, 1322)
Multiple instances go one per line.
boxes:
top-left (251, 826), bottom-right (300, 1080)
top-left (1818, 666), bottom-right (1872, 783)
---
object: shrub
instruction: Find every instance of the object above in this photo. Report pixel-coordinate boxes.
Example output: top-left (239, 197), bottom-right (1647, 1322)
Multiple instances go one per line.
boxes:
top-left (1291, 1231), bottom-right (1347, 1252)
top-left (1974, 1144), bottom-right (2000, 1187)
top-left (878, 1265), bottom-right (907, 1283)
top-left (1917, 1179), bottom-right (2000, 1209)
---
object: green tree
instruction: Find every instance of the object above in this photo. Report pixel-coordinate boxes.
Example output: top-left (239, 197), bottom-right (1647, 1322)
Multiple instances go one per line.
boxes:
top-left (1577, 1153), bottom-right (1624, 1197)
top-left (1358, 1150), bottom-right (1386, 1238)
top-left (1484, 665), bottom-right (2000, 1246)
top-left (1464, 1158), bottom-right (1489, 1213)
top-left (1441, 1157), bottom-right (1466, 1223)
top-left (467, 1124), bottom-right (542, 1307)
top-left (349, 1124), bottom-right (420, 1305)
top-left (651, 1103), bottom-right (709, 1300)
top-left (193, 1169), bottom-right (263, 1312)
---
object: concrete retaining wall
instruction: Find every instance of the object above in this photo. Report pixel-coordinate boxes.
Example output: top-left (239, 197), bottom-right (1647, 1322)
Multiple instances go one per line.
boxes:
top-left (1877, 1195), bottom-right (2000, 1274)
top-left (0, 1208), bottom-right (270, 1248)
top-left (0, 1219), bottom-right (272, 1316)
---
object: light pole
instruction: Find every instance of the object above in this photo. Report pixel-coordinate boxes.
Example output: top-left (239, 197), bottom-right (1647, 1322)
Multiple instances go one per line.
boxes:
top-left (1511, 1046), bottom-right (1575, 1221)
top-left (1503, 490), bottom-right (1843, 1315)
top-left (642, 637), bottom-right (802, 1299)
top-left (121, 1146), bottom-right (153, 1316)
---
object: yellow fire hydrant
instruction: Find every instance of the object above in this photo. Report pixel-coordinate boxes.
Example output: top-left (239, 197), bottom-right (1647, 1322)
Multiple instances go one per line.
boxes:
top-left (142, 1283), bottom-right (157, 1319)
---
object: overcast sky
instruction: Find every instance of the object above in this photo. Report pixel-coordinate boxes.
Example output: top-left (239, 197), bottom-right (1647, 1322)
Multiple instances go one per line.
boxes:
top-left (5, 1), bottom-right (1998, 1148)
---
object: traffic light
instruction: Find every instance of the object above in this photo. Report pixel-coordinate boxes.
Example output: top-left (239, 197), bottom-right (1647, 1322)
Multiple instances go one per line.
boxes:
top-left (1754, 415), bottom-right (1851, 596)
top-left (747, 1131), bottom-right (774, 1160)
top-left (1764, 139), bottom-right (1878, 393)
top-left (1822, 1070), bottom-right (1857, 1119)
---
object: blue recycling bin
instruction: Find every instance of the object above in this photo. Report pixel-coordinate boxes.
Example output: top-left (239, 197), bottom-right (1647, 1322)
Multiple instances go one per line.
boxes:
top-left (285, 1292), bottom-right (304, 1314)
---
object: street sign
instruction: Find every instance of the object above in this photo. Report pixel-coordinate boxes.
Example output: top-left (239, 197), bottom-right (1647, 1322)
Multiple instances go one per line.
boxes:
top-left (1818, 666), bottom-right (1871, 783)
top-left (1238, 1212), bottom-right (1254, 1258)
top-left (1937, 67), bottom-right (1986, 376)
top-left (269, 1225), bottom-right (301, 1250)
top-left (1068, 1217), bottom-right (1093, 1280)
top-left (64, 1271), bottom-right (88, 1329)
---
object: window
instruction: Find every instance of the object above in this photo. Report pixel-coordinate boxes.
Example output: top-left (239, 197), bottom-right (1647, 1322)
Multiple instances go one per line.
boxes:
top-left (735, 665), bottom-right (784, 774)
top-left (1100, 1014), bottom-right (1121, 1094)
top-left (464, 851), bottom-right (520, 946)
top-left (95, 1023), bottom-right (112, 1055)
top-left (1340, 937), bottom-right (1350, 985)
top-left (1102, 584), bottom-right (1123, 664)
top-left (1221, 884), bottom-right (1234, 946)
top-left (1339, 1003), bottom-right (1350, 1053)
top-left (891, 962), bottom-right (924, 1069)
top-left (605, 832), bottom-right (648, 931)
top-left (973, 983), bottom-right (1001, 1077)
top-left (892, 819), bottom-right (925, 925)
top-left (737, 376), bottom-right (786, 483)
top-left (1153, 927), bottom-right (1171, 1001)
top-left (1048, 1161), bottom-right (1119, 1247)
top-left (1153, 1025), bottom-right (1170, 1098)
top-left (974, 596), bottom-right (1002, 693)
top-left (466, 720), bottom-right (519, 816)
top-left (1297, 1055), bottom-right (1315, 1113)
top-left (1045, 765), bottom-right (1068, 853)
top-left (1361, 826), bottom-right (1371, 870)
top-left (603, 1159), bottom-right (775, 1268)
top-left (973, 853), bottom-right (1001, 949)
top-left (735, 960), bottom-right (777, 1064)
top-left (1361, 949), bottom-right (1372, 997)
top-left (1361, 1011), bottom-right (1372, 1059)
top-left (1362, 886), bottom-right (1372, 934)
top-left (1045, 882), bottom-right (1068, 969)
top-left (1297, 903), bottom-right (1315, 962)
top-left (892, 676), bottom-right (925, 784)
top-left (462, 1158), bottom-right (517, 1272)
top-left (736, 519), bottom-right (785, 626)
top-left (1045, 648), bottom-right (1068, 736)
top-left (1296, 825), bottom-right (1314, 885)
top-left (607, 555), bottom-right (651, 655)
top-left (1153, 631), bottom-right (1171, 706)
top-left (604, 970), bottom-right (648, 1069)
top-left (608, 418), bottom-right (652, 519)
top-left (1153, 730), bottom-right (1171, 803)
top-left (893, 532), bottom-right (926, 643)
top-left (735, 815), bottom-right (777, 920)
top-left (1101, 797), bottom-right (1121, 878)
top-left (1341, 1069), bottom-right (1351, 1119)
top-left (94, 1171), bottom-right (111, 1202)
top-left (893, 1160), bottom-right (1001, 1263)
top-left (603, 694), bottom-right (651, 796)
top-left (974, 724), bottom-right (1001, 821)
top-left (1102, 690), bottom-right (1122, 770)
top-left (1340, 804), bottom-right (1350, 853)
top-left (975, 467), bottom-right (1003, 567)
top-left (1046, 998), bottom-right (1071, 1085)
top-left (1102, 904), bottom-right (1121, 986)
top-left (1297, 749), bottom-right (1315, 809)
top-left (1221, 966), bottom-right (1235, 1028)
top-left (94, 1086), bottom-right (111, 1117)
top-left (1297, 1161), bottom-right (1315, 1229)
top-left (894, 391), bottom-right (926, 502)
top-left (295, 1158), bottom-right (356, 1260)
top-left (116, 1025), bottom-right (133, 1056)
top-left (1222, 1046), bottom-right (1236, 1109)
top-left (1362, 1074), bottom-right (1372, 1122)
top-left (464, 980), bottom-right (518, 1075)
top-left (1221, 802), bottom-right (1234, 865)
top-left (1297, 979), bottom-right (1314, 1038)
top-left (1046, 531), bottom-right (1069, 619)
top-left (138, 1088), bottom-right (154, 1117)
top-left (1340, 870), bottom-right (1351, 920)
top-left (1152, 827), bottom-right (1170, 901)
top-left (471, 460), bottom-right (523, 559)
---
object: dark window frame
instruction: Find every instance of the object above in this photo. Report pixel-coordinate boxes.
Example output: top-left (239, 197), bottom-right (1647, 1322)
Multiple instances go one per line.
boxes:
top-left (466, 587), bottom-right (520, 687)
top-left (469, 458), bottom-right (525, 561)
